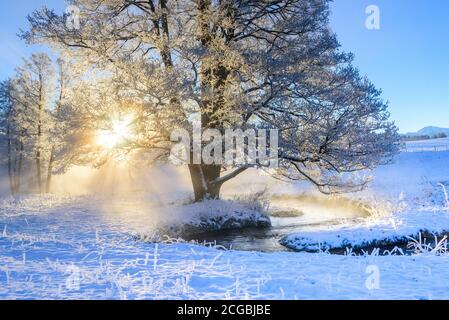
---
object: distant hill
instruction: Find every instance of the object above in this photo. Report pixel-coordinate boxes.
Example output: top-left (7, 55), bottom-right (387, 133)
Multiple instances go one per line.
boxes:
top-left (405, 126), bottom-right (449, 137)
top-left (403, 126), bottom-right (449, 141)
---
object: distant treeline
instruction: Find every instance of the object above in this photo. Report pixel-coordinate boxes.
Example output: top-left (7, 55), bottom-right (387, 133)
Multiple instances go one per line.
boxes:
top-left (403, 133), bottom-right (448, 142)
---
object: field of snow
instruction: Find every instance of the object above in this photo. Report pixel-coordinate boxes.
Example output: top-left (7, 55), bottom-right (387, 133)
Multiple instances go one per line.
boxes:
top-left (405, 137), bottom-right (449, 152)
top-left (2, 143), bottom-right (449, 299)
top-left (1, 195), bottom-right (449, 300)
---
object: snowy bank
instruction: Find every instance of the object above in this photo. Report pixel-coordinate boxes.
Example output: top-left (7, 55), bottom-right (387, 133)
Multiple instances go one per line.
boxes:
top-left (281, 209), bottom-right (449, 252)
top-left (146, 199), bottom-right (272, 237)
top-left (279, 149), bottom-right (449, 253)
top-left (0, 195), bottom-right (271, 238)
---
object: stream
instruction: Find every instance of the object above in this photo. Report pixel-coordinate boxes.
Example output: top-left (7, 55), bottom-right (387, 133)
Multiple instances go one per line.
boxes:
top-left (184, 195), bottom-right (373, 252)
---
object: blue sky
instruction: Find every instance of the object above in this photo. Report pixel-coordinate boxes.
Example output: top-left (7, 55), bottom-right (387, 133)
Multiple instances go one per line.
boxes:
top-left (1, 1), bottom-right (448, 133)
top-left (330, 0), bottom-right (449, 133)
top-left (0, 0), bottom-right (65, 85)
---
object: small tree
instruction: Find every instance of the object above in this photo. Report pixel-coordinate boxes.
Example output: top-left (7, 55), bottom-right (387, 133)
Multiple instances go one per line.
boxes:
top-left (23, 0), bottom-right (401, 200)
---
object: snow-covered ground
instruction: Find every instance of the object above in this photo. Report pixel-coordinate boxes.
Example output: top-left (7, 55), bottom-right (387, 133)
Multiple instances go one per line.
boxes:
top-left (282, 150), bottom-right (449, 252)
top-left (405, 137), bottom-right (449, 152)
top-left (281, 209), bottom-right (449, 252)
top-left (2, 141), bottom-right (449, 299)
top-left (1, 195), bottom-right (449, 300)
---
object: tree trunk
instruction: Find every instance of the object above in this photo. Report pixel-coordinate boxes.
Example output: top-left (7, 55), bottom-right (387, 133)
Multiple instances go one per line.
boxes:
top-left (16, 140), bottom-right (24, 194)
top-left (188, 164), bottom-right (222, 202)
top-left (36, 88), bottom-right (43, 194)
top-left (6, 123), bottom-right (15, 195)
top-left (46, 148), bottom-right (55, 193)
top-left (36, 149), bottom-right (42, 193)
top-left (146, 1), bottom-right (224, 201)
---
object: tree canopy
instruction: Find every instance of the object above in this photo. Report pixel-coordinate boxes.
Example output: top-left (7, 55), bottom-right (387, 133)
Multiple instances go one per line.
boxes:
top-left (12, 0), bottom-right (401, 199)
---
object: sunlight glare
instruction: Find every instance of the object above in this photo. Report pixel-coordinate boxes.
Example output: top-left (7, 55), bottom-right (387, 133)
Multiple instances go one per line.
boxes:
top-left (96, 115), bottom-right (134, 149)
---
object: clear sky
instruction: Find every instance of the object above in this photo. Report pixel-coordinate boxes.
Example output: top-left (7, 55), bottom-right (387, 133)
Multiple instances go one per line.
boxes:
top-left (1, 0), bottom-right (448, 133)
top-left (330, 0), bottom-right (449, 133)
top-left (0, 0), bottom-right (66, 89)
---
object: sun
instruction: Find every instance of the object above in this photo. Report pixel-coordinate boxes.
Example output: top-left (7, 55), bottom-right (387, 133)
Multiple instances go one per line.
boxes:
top-left (96, 115), bottom-right (134, 149)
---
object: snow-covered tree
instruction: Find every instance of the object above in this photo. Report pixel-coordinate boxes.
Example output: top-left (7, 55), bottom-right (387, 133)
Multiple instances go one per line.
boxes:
top-left (44, 58), bottom-right (71, 193)
top-left (0, 78), bottom-right (33, 194)
top-left (23, 0), bottom-right (401, 200)
top-left (0, 80), bottom-right (19, 194)
top-left (54, 76), bottom-right (144, 167)
top-left (3, 54), bottom-right (56, 194)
